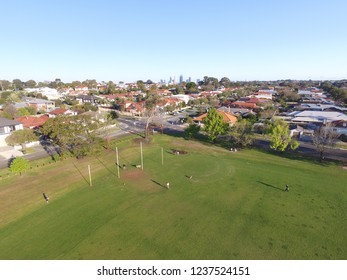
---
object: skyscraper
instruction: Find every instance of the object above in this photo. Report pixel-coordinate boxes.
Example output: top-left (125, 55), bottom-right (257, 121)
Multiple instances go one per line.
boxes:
top-left (179, 75), bottom-right (184, 84)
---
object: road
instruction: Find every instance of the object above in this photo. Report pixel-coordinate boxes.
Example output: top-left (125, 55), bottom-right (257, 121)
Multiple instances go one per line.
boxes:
top-left (1, 113), bottom-right (346, 168)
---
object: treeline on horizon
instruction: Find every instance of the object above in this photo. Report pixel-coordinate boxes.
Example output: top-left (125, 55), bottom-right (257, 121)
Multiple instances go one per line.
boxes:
top-left (1, 77), bottom-right (347, 105)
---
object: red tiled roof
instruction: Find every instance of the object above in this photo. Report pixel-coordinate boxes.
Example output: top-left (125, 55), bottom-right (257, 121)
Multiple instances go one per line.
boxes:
top-left (15, 115), bottom-right (49, 129)
top-left (49, 108), bottom-right (68, 115)
top-left (231, 101), bottom-right (259, 109)
top-left (193, 110), bottom-right (237, 124)
top-left (246, 98), bottom-right (261, 104)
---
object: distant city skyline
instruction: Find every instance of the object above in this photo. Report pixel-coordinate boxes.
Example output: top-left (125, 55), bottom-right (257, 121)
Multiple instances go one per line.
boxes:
top-left (1, 0), bottom-right (346, 83)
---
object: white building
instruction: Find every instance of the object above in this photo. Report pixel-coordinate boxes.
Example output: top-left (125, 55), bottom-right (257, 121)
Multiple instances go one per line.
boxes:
top-left (0, 117), bottom-right (23, 147)
top-left (288, 111), bottom-right (347, 124)
top-left (25, 87), bottom-right (64, 100)
top-left (172, 94), bottom-right (194, 104)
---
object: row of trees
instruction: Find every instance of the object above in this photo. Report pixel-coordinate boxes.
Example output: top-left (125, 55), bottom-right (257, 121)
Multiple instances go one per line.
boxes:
top-left (184, 109), bottom-right (339, 161)
top-left (321, 82), bottom-right (347, 105)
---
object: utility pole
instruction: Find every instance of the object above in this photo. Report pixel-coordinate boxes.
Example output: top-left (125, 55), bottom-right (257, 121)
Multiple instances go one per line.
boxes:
top-left (140, 142), bottom-right (143, 171)
top-left (116, 147), bottom-right (120, 178)
top-left (88, 164), bottom-right (92, 186)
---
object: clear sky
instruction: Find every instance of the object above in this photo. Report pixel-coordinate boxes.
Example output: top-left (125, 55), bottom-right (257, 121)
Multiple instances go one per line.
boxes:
top-left (1, 0), bottom-right (346, 83)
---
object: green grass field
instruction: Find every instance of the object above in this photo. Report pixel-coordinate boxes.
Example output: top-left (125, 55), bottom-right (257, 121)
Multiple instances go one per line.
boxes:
top-left (0, 135), bottom-right (346, 260)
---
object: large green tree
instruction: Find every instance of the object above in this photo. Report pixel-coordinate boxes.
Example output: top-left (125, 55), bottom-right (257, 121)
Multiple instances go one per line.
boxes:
top-left (229, 119), bottom-right (253, 148)
top-left (270, 120), bottom-right (299, 152)
top-left (219, 77), bottom-right (231, 88)
top-left (25, 80), bottom-right (37, 88)
top-left (0, 80), bottom-right (11, 91)
top-left (203, 108), bottom-right (229, 142)
top-left (12, 79), bottom-right (23, 91)
top-left (41, 115), bottom-right (101, 158)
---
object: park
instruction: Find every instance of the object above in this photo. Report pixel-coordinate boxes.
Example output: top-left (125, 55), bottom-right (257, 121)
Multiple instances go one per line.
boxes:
top-left (0, 134), bottom-right (346, 259)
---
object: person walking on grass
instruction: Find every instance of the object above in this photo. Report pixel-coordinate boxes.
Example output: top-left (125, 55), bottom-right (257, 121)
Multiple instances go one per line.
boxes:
top-left (284, 184), bottom-right (289, 192)
top-left (43, 192), bottom-right (49, 203)
top-left (166, 182), bottom-right (170, 189)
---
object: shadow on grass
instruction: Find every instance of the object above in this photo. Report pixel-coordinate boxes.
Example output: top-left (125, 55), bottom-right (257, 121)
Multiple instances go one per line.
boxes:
top-left (96, 157), bottom-right (118, 177)
top-left (72, 163), bottom-right (90, 186)
top-left (151, 179), bottom-right (167, 189)
top-left (257, 181), bottom-right (285, 192)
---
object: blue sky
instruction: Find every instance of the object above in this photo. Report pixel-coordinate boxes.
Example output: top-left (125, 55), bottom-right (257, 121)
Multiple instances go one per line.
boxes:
top-left (1, 0), bottom-right (346, 83)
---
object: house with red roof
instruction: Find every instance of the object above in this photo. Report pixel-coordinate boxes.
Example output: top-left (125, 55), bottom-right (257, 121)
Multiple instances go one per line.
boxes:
top-left (254, 91), bottom-right (273, 100)
top-left (48, 108), bottom-right (78, 118)
top-left (231, 101), bottom-right (260, 109)
top-left (193, 109), bottom-right (237, 127)
top-left (119, 101), bottom-right (144, 116)
top-left (15, 115), bottom-right (49, 129)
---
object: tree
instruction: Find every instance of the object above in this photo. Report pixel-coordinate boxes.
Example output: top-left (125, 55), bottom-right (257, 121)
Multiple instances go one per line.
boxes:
top-left (312, 123), bottom-right (339, 161)
top-left (25, 80), bottom-right (37, 88)
top-left (229, 119), bottom-right (253, 148)
top-left (142, 93), bottom-right (161, 138)
top-left (136, 80), bottom-right (146, 92)
top-left (0, 80), bottom-right (11, 91)
top-left (83, 79), bottom-right (97, 89)
top-left (186, 82), bottom-right (197, 92)
top-left (41, 115), bottom-right (101, 158)
top-left (12, 79), bottom-right (23, 91)
top-left (203, 76), bottom-right (219, 89)
top-left (17, 107), bottom-right (31, 116)
top-left (2, 104), bottom-right (17, 119)
top-left (270, 120), bottom-right (299, 152)
top-left (219, 77), bottom-right (231, 88)
top-left (203, 108), bottom-right (229, 142)
top-left (71, 81), bottom-right (82, 88)
top-left (185, 123), bottom-right (200, 139)
top-left (6, 129), bottom-right (38, 152)
top-left (9, 157), bottom-right (30, 175)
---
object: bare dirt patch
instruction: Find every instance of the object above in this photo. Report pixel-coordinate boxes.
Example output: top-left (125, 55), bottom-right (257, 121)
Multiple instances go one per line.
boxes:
top-left (171, 149), bottom-right (188, 155)
top-left (123, 169), bottom-right (145, 180)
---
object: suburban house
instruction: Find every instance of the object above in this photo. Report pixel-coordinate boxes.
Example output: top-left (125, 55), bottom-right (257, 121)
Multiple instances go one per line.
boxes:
top-left (15, 115), bottom-right (49, 129)
top-left (25, 87), bottom-right (63, 100)
top-left (254, 91), bottom-right (273, 100)
top-left (298, 103), bottom-right (346, 112)
top-left (119, 101), bottom-right (144, 116)
top-left (288, 111), bottom-right (347, 124)
top-left (289, 124), bottom-right (314, 138)
top-left (0, 117), bottom-right (24, 147)
top-left (231, 101), bottom-right (260, 110)
top-left (75, 95), bottom-right (99, 105)
top-left (21, 97), bottom-right (55, 112)
top-left (218, 106), bottom-right (252, 117)
top-left (172, 94), bottom-right (194, 104)
top-left (193, 109), bottom-right (237, 127)
top-left (48, 108), bottom-right (78, 117)
top-left (331, 120), bottom-right (347, 135)
top-left (298, 89), bottom-right (324, 97)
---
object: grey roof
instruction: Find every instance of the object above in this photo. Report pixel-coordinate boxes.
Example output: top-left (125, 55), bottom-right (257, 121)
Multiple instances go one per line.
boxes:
top-left (0, 117), bottom-right (23, 127)
top-left (22, 97), bottom-right (54, 104)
